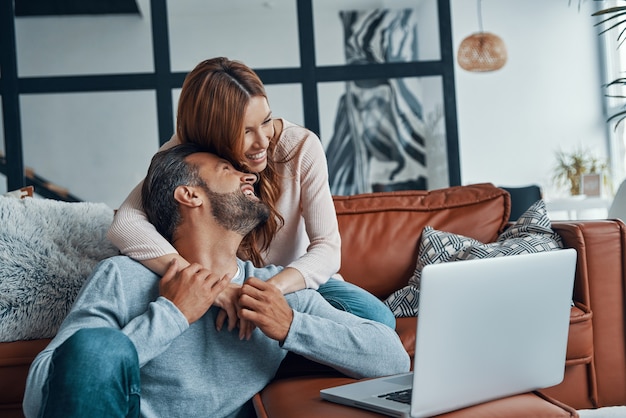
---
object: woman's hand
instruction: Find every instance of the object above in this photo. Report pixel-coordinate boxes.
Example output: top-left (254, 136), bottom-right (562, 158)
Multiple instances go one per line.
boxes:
top-left (214, 283), bottom-right (256, 340)
top-left (214, 266), bottom-right (306, 339)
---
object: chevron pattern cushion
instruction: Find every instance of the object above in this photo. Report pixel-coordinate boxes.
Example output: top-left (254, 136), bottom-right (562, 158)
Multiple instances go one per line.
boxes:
top-left (384, 199), bottom-right (563, 317)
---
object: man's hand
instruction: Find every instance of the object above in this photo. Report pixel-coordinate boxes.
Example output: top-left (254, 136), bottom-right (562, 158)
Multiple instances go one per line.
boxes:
top-left (159, 260), bottom-right (229, 324)
top-left (214, 284), bottom-right (256, 340)
top-left (238, 277), bottom-right (294, 342)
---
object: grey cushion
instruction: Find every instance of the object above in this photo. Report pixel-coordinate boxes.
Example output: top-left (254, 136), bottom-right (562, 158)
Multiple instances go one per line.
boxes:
top-left (0, 197), bottom-right (119, 342)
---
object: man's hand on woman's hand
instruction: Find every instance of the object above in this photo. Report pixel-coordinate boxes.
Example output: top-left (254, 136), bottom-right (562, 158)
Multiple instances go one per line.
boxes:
top-left (162, 264), bottom-right (292, 341)
top-left (238, 277), bottom-right (294, 343)
top-left (159, 260), bottom-right (229, 324)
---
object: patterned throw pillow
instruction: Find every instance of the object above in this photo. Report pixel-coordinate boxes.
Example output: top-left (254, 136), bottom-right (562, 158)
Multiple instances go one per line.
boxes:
top-left (384, 199), bottom-right (563, 317)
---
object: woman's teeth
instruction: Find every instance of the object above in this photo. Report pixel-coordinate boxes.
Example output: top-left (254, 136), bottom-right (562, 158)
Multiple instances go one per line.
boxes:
top-left (246, 150), bottom-right (266, 161)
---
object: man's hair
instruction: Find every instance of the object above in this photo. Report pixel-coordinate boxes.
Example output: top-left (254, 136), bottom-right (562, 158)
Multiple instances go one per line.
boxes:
top-left (141, 143), bottom-right (208, 242)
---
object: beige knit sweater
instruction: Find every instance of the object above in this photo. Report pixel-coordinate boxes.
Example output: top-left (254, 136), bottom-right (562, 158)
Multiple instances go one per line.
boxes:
top-left (106, 119), bottom-right (341, 289)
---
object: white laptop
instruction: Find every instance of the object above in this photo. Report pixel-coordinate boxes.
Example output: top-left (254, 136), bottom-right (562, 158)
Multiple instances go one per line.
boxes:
top-left (320, 249), bottom-right (577, 418)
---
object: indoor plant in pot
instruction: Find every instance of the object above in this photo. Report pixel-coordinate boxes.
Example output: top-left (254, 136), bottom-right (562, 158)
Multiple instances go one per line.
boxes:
top-left (552, 147), bottom-right (610, 196)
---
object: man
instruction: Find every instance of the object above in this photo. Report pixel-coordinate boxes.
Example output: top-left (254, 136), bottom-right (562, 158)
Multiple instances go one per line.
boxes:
top-left (23, 143), bottom-right (410, 418)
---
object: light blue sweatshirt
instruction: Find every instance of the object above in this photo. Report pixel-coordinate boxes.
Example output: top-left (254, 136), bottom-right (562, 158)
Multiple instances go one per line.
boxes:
top-left (23, 256), bottom-right (410, 418)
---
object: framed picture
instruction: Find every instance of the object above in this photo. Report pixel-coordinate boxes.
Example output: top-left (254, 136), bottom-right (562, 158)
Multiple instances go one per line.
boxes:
top-left (314, 5), bottom-right (452, 195)
top-left (581, 173), bottom-right (602, 197)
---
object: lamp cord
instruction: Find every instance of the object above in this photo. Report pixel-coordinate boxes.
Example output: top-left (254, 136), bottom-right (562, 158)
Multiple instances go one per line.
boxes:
top-left (477, 0), bottom-right (484, 33)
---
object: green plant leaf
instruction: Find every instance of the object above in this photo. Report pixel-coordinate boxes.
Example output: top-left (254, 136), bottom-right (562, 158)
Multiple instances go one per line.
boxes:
top-left (592, 7), bottom-right (626, 18)
top-left (607, 109), bottom-right (626, 130)
top-left (594, 3), bottom-right (626, 130)
top-left (605, 77), bottom-right (626, 87)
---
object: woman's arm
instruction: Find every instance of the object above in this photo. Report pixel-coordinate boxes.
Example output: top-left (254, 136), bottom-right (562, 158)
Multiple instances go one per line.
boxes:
top-left (266, 267), bottom-right (306, 294)
top-left (270, 124), bottom-right (342, 291)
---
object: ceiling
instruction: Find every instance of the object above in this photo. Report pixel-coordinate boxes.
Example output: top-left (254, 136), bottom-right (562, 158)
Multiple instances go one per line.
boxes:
top-left (14, 0), bottom-right (140, 16)
top-left (14, 0), bottom-right (427, 18)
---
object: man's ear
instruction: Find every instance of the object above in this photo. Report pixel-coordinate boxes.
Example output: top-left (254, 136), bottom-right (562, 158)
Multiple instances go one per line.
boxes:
top-left (174, 185), bottom-right (203, 208)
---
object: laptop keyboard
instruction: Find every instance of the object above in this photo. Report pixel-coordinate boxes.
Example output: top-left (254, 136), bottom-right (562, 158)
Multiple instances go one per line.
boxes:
top-left (379, 389), bottom-right (412, 404)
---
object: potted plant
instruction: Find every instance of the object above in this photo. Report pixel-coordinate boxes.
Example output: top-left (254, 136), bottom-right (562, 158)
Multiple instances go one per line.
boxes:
top-left (552, 147), bottom-right (610, 195)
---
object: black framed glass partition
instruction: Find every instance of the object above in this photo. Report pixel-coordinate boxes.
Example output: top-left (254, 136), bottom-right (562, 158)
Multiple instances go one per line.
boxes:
top-left (1, 0), bottom-right (459, 206)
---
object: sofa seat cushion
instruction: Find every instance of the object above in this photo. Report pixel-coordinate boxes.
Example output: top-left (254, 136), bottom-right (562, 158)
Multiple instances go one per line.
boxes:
top-left (566, 303), bottom-right (593, 364)
top-left (253, 376), bottom-right (578, 417)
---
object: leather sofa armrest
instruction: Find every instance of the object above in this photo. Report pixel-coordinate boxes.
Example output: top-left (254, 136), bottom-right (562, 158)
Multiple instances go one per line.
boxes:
top-left (551, 219), bottom-right (626, 308)
top-left (551, 219), bottom-right (626, 407)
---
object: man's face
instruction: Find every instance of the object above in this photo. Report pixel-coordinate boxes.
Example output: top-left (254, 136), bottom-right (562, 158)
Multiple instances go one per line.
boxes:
top-left (186, 153), bottom-right (270, 235)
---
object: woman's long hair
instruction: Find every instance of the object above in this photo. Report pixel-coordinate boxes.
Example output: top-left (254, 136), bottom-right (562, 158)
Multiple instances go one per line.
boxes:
top-left (176, 57), bottom-right (283, 265)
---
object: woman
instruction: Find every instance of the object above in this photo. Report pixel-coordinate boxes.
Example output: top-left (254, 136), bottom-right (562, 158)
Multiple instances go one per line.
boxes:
top-left (107, 57), bottom-right (395, 332)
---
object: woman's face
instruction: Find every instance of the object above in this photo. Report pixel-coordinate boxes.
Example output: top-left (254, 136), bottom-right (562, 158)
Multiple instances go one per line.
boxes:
top-left (241, 96), bottom-right (274, 173)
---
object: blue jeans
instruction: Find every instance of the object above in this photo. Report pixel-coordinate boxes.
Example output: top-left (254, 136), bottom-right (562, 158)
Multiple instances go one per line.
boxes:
top-left (317, 278), bottom-right (396, 329)
top-left (38, 328), bottom-right (140, 418)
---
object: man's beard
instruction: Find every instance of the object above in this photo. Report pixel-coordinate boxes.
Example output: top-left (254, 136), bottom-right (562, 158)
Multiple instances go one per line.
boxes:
top-left (204, 188), bottom-right (270, 236)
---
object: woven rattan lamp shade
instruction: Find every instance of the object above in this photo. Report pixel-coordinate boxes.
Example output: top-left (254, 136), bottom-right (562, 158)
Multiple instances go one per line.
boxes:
top-left (457, 32), bottom-right (507, 72)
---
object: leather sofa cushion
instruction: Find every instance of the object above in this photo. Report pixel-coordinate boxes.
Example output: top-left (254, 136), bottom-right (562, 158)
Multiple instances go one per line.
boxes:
top-left (0, 338), bottom-right (50, 409)
top-left (333, 183), bottom-right (510, 299)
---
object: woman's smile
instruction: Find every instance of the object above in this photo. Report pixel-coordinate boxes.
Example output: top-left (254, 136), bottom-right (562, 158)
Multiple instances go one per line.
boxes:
top-left (246, 149), bottom-right (267, 162)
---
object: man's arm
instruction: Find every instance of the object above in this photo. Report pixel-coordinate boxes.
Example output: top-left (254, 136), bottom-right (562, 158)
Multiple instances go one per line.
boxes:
top-left (32, 258), bottom-right (227, 369)
top-left (24, 257), bottom-right (229, 417)
top-left (239, 278), bottom-right (410, 379)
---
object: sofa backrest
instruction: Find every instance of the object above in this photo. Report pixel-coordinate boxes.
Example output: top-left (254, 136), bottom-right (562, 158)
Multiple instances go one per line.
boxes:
top-left (333, 183), bottom-right (510, 299)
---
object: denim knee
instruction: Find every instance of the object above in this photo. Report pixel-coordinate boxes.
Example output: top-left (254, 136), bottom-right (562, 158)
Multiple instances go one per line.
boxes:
top-left (318, 279), bottom-right (396, 329)
top-left (56, 328), bottom-right (138, 377)
top-left (41, 328), bottom-right (141, 418)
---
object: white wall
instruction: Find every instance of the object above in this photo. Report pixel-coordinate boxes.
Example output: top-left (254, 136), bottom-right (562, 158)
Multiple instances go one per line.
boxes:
top-left (2, 0), bottom-right (608, 208)
top-left (451, 0), bottom-right (607, 199)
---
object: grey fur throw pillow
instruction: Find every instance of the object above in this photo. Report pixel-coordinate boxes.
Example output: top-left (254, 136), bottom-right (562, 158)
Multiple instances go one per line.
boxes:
top-left (0, 197), bottom-right (119, 342)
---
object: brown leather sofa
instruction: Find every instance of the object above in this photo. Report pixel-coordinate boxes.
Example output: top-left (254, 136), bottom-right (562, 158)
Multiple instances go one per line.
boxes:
top-left (2, 183), bottom-right (624, 417)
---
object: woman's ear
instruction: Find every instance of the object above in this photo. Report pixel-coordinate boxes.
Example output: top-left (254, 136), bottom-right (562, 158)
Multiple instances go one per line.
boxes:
top-left (174, 185), bottom-right (202, 207)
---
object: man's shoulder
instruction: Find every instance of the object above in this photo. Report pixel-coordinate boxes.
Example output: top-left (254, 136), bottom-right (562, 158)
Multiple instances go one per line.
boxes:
top-left (85, 256), bottom-right (160, 298)
top-left (95, 255), bottom-right (156, 277)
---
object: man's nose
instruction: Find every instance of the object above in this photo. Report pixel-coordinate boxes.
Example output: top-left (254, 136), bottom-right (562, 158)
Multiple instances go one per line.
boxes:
top-left (242, 172), bottom-right (259, 185)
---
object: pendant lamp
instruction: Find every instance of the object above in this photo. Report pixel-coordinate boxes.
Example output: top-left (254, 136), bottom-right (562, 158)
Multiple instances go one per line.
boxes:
top-left (457, 0), bottom-right (507, 72)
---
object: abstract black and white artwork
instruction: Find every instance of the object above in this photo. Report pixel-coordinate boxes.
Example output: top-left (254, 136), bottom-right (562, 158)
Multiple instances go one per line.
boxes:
top-left (324, 9), bottom-right (430, 195)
